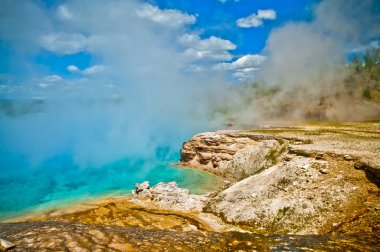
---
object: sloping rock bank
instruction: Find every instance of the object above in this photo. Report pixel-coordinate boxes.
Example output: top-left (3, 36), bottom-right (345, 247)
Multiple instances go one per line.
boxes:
top-left (179, 122), bottom-right (380, 235)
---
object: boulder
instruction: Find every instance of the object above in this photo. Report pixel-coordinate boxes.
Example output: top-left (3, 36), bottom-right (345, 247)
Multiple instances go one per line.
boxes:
top-left (135, 181), bottom-right (150, 193)
top-left (133, 181), bottom-right (208, 212)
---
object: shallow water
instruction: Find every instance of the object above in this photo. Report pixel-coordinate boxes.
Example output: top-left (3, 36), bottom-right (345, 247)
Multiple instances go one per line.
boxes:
top-left (0, 157), bottom-right (220, 221)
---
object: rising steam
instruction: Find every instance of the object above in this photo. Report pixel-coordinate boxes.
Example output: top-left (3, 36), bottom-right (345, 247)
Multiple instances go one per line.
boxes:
top-left (213, 0), bottom-right (380, 124)
top-left (0, 0), bottom-right (225, 169)
top-left (1, 0), bottom-right (379, 172)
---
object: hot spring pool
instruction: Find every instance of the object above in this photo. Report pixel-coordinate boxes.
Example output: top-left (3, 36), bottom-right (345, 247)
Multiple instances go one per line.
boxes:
top-left (0, 158), bottom-right (221, 221)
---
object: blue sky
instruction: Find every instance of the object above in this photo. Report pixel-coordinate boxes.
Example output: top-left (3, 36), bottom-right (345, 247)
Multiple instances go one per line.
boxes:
top-left (151, 0), bottom-right (317, 53)
top-left (0, 0), bottom-right (379, 168)
top-left (0, 0), bottom-right (319, 94)
top-left (0, 0), bottom-right (379, 100)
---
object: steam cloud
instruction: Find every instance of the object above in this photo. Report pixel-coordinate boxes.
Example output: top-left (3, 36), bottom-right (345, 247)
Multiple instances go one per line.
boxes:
top-left (0, 0), bottom-right (225, 169)
top-left (258, 0), bottom-right (380, 121)
top-left (215, 0), bottom-right (380, 124)
top-left (1, 0), bottom-right (379, 171)
top-left (261, 0), bottom-right (380, 85)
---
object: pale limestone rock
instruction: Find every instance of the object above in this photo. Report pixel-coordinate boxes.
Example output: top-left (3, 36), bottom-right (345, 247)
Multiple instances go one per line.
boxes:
top-left (344, 154), bottom-right (353, 161)
top-left (133, 181), bottom-right (208, 212)
top-left (135, 181), bottom-right (150, 192)
top-left (0, 238), bottom-right (15, 251)
top-left (319, 168), bottom-right (329, 174)
top-left (206, 156), bottom-right (364, 234)
top-left (134, 181), bottom-right (152, 199)
top-left (180, 131), bottom-right (286, 180)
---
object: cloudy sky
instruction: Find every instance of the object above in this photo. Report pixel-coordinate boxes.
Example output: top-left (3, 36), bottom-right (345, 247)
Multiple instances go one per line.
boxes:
top-left (0, 0), bottom-right (320, 99)
top-left (0, 0), bottom-right (379, 168)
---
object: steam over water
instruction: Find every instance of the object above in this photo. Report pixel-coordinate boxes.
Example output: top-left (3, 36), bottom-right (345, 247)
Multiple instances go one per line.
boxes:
top-left (0, 0), bottom-right (227, 219)
top-left (0, 100), bottom-right (219, 221)
top-left (0, 156), bottom-right (217, 221)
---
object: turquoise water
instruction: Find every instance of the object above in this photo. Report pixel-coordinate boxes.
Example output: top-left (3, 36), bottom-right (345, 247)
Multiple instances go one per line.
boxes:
top-left (0, 100), bottom-right (219, 221)
top-left (0, 157), bottom-right (219, 221)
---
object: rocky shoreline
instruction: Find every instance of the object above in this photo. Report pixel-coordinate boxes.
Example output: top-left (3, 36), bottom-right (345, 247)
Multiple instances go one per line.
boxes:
top-left (1, 122), bottom-right (379, 251)
top-left (135, 122), bottom-right (380, 236)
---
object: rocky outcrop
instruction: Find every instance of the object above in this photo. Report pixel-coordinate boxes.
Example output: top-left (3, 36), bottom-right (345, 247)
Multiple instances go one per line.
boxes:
top-left (180, 122), bottom-right (380, 235)
top-left (134, 150), bottom-right (378, 235)
top-left (205, 155), bottom-right (375, 234)
top-left (180, 131), bottom-right (287, 180)
top-left (133, 181), bottom-right (208, 212)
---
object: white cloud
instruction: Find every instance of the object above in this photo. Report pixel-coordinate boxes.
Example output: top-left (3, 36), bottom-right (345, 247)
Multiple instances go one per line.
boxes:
top-left (67, 65), bottom-right (105, 75)
top-left (82, 65), bottom-right (105, 75)
top-left (186, 64), bottom-right (205, 72)
top-left (43, 75), bottom-right (62, 82)
top-left (257, 9), bottom-right (276, 20)
top-left (214, 54), bottom-right (266, 70)
top-left (232, 68), bottom-right (259, 81)
top-left (136, 3), bottom-right (196, 27)
top-left (67, 65), bottom-right (80, 73)
top-left (214, 54), bottom-right (265, 81)
top-left (183, 48), bottom-right (233, 61)
top-left (237, 9), bottom-right (276, 28)
top-left (39, 83), bottom-right (50, 88)
top-left (238, 17), bottom-right (263, 28)
top-left (179, 34), bottom-right (236, 51)
top-left (40, 32), bottom-right (88, 55)
top-left (36, 75), bottom-right (62, 89)
top-left (57, 5), bottom-right (72, 20)
top-left (179, 33), bottom-right (236, 61)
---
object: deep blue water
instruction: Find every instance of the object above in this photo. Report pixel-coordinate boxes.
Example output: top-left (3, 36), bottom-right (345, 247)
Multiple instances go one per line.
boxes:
top-left (0, 157), bottom-right (219, 221)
